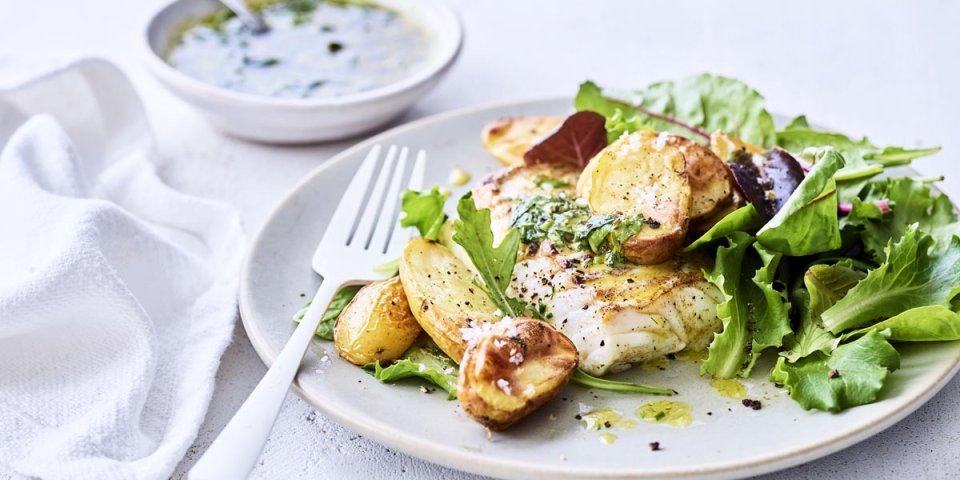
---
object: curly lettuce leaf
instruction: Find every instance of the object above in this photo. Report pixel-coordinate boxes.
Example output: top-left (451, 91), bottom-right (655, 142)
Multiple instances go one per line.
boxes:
top-left (845, 305), bottom-right (960, 342)
top-left (575, 75), bottom-right (776, 146)
top-left (771, 330), bottom-right (900, 412)
top-left (851, 178), bottom-right (960, 261)
top-left (701, 232), bottom-right (790, 378)
top-left (749, 244), bottom-right (793, 365)
top-left (683, 204), bottom-right (763, 252)
top-left (781, 262), bottom-right (865, 362)
top-left (822, 225), bottom-right (960, 333)
top-left (292, 285), bottom-right (362, 340)
top-left (757, 149), bottom-right (845, 256)
top-left (365, 343), bottom-right (459, 399)
top-left (400, 187), bottom-right (448, 241)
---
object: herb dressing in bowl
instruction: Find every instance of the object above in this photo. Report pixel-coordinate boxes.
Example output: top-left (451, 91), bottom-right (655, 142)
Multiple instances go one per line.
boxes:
top-left (166, 0), bottom-right (430, 99)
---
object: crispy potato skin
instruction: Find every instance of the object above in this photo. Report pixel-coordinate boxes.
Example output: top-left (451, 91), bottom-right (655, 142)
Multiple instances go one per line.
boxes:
top-left (333, 277), bottom-right (422, 366)
top-left (481, 116), bottom-right (564, 166)
top-left (577, 131), bottom-right (691, 265)
top-left (670, 136), bottom-right (734, 222)
top-left (399, 239), bottom-right (498, 362)
top-left (458, 318), bottom-right (578, 431)
top-left (334, 278), bottom-right (422, 366)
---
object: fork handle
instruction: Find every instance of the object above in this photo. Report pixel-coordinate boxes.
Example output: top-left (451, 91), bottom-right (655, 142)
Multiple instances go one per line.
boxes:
top-left (189, 279), bottom-right (342, 480)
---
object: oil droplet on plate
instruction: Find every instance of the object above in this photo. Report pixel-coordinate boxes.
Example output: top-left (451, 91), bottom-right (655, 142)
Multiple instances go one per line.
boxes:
top-left (618, 419), bottom-right (638, 430)
top-left (579, 408), bottom-right (622, 430)
top-left (710, 378), bottom-right (747, 399)
top-left (641, 357), bottom-right (670, 370)
top-left (636, 401), bottom-right (693, 427)
top-left (448, 166), bottom-right (471, 186)
top-left (675, 349), bottom-right (708, 362)
top-left (599, 433), bottom-right (618, 445)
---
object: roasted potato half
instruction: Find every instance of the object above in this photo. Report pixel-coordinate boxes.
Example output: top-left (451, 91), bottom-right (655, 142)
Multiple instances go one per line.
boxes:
top-left (458, 318), bottom-right (578, 431)
top-left (671, 136), bottom-right (734, 222)
top-left (481, 116), bottom-right (564, 166)
top-left (577, 131), bottom-right (691, 265)
top-left (399, 238), bottom-right (499, 362)
top-left (334, 277), bottom-right (422, 366)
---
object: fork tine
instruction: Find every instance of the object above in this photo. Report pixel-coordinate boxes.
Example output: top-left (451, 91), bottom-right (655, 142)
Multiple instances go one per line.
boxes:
top-left (370, 147), bottom-right (408, 253)
top-left (320, 144), bottom-right (381, 248)
top-left (386, 149), bottom-right (426, 257)
top-left (351, 145), bottom-right (398, 247)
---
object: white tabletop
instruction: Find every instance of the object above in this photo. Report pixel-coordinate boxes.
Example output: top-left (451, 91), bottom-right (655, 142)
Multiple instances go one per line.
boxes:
top-left (3, 1), bottom-right (959, 478)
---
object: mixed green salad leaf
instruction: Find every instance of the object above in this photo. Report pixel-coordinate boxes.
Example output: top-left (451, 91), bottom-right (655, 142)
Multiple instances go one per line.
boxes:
top-left (292, 285), bottom-right (362, 340)
top-left (578, 74), bottom-right (956, 413)
top-left (399, 186), bottom-right (448, 241)
top-left (575, 75), bottom-right (776, 146)
top-left (365, 342), bottom-right (459, 399)
top-left (771, 330), bottom-right (900, 412)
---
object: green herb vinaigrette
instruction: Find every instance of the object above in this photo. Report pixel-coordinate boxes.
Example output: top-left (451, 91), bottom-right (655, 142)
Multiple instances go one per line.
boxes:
top-left (166, 0), bottom-right (429, 99)
top-left (510, 193), bottom-right (659, 266)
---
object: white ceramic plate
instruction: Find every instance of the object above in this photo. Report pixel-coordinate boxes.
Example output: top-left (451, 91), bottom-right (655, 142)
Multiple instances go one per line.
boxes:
top-left (240, 98), bottom-right (960, 479)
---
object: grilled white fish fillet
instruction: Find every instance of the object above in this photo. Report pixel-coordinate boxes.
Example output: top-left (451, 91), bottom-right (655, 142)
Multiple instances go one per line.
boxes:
top-left (473, 163), bottom-right (723, 375)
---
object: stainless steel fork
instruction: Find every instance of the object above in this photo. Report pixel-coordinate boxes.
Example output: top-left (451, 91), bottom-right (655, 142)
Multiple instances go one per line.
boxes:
top-left (190, 145), bottom-right (425, 480)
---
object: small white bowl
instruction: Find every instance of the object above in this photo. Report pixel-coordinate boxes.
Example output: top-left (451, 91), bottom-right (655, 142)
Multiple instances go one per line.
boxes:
top-left (143, 0), bottom-right (462, 144)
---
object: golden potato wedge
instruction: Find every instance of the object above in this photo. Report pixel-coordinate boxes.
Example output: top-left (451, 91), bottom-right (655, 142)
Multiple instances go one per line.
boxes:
top-left (334, 277), bottom-right (422, 366)
top-left (577, 131), bottom-right (691, 265)
top-left (458, 317), bottom-right (578, 431)
top-left (709, 130), bottom-right (764, 162)
top-left (481, 116), bottom-right (564, 166)
top-left (399, 238), bottom-right (499, 362)
top-left (669, 136), bottom-right (734, 222)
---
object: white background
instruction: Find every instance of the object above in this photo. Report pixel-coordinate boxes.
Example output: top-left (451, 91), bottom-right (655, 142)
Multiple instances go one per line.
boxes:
top-left (2, 0), bottom-right (959, 478)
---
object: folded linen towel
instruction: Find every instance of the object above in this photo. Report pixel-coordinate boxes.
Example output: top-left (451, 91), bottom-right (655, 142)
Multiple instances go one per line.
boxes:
top-left (0, 59), bottom-right (244, 480)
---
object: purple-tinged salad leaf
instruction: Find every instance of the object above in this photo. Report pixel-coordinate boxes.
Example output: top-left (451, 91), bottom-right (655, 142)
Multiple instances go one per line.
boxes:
top-left (575, 75), bottom-right (776, 146)
top-left (821, 225), bottom-right (960, 333)
top-left (756, 149), bottom-right (845, 256)
top-left (771, 330), bottom-right (900, 412)
top-left (523, 111), bottom-right (607, 169)
top-left (728, 149), bottom-right (805, 221)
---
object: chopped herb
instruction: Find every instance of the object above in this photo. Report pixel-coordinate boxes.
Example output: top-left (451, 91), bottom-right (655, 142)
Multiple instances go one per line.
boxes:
top-left (328, 42), bottom-right (344, 54)
top-left (243, 56), bottom-right (280, 67)
top-left (534, 178), bottom-right (571, 189)
top-left (510, 193), bottom-right (654, 265)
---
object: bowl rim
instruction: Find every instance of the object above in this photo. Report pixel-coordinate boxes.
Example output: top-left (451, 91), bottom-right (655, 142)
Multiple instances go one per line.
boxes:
top-left (141, 0), bottom-right (463, 109)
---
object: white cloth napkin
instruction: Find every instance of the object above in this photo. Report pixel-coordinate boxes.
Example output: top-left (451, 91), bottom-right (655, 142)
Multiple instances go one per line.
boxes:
top-left (0, 59), bottom-right (244, 479)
